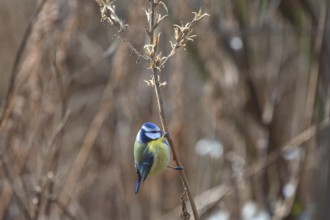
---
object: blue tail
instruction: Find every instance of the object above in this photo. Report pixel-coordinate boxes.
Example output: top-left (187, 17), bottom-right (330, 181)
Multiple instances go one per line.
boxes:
top-left (135, 177), bottom-right (141, 194)
top-left (134, 153), bottom-right (154, 194)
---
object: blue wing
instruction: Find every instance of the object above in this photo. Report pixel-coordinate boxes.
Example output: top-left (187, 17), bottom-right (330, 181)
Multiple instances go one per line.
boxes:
top-left (135, 152), bottom-right (154, 193)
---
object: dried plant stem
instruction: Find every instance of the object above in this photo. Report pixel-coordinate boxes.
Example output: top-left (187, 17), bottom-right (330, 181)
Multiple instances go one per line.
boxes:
top-left (152, 72), bottom-right (199, 220)
top-left (96, 0), bottom-right (148, 61)
top-left (0, 0), bottom-right (48, 127)
top-left (148, 1), bottom-right (199, 219)
top-left (58, 75), bottom-right (114, 216)
top-left (0, 157), bottom-right (32, 220)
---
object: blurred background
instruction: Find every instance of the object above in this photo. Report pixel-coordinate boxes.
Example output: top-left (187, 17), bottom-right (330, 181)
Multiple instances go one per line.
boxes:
top-left (0, 0), bottom-right (330, 219)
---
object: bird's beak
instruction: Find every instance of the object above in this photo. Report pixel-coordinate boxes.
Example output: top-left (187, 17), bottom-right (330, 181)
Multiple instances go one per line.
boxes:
top-left (163, 131), bottom-right (170, 137)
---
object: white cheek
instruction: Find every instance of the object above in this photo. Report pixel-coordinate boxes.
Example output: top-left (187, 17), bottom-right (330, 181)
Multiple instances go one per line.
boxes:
top-left (136, 130), bottom-right (142, 142)
top-left (145, 132), bottom-right (161, 139)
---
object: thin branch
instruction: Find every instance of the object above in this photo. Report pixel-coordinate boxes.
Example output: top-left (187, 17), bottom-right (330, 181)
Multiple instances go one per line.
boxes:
top-left (0, 156), bottom-right (32, 220)
top-left (58, 66), bottom-right (115, 216)
top-left (153, 74), bottom-right (199, 220)
top-left (72, 40), bottom-right (119, 79)
top-left (304, 0), bottom-right (327, 126)
top-left (55, 199), bottom-right (77, 220)
top-left (147, 1), bottom-right (199, 219)
top-left (95, 0), bottom-right (149, 61)
top-left (161, 9), bottom-right (209, 67)
top-left (0, 0), bottom-right (48, 127)
top-left (38, 110), bottom-right (72, 219)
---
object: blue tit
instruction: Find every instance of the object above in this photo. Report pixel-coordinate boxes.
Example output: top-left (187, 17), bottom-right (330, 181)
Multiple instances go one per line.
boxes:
top-left (134, 122), bottom-right (170, 193)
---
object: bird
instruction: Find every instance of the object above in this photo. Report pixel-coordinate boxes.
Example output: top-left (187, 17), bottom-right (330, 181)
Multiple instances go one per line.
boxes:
top-left (133, 122), bottom-right (183, 193)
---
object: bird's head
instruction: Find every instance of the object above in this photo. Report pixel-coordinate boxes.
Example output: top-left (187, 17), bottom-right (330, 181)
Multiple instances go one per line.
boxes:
top-left (136, 122), bottom-right (163, 143)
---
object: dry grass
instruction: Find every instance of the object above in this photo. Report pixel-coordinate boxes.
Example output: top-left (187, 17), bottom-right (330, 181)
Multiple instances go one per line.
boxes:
top-left (0, 0), bottom-right (329, 219)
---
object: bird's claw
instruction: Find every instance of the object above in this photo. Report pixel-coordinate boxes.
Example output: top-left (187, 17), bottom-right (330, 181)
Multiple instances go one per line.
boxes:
top-left (167, 165), bottom-right (185, 170)
top-left (174, 166), bottom-right (184, 170)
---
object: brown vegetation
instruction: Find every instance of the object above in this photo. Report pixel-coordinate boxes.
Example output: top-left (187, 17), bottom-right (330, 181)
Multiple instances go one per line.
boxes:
top-left (0, 0), bottom-right (329, 219)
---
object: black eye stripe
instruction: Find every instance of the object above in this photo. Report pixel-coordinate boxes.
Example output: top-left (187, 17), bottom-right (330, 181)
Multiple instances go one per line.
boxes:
top-left (145, 130), bottom-right (162, 134)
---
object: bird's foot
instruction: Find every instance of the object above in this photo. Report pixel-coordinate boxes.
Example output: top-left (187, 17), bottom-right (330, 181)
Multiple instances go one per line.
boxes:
top-left (167, 165), bottom-right (184, 170)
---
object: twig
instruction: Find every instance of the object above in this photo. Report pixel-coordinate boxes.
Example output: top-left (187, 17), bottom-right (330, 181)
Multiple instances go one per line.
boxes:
top-left (58, 65), bottom-right (115, 216)
top-left (180, 191), bottom-right (191, 220)
top-left (47, 110), bottom-right (72, 150)
top-left (0, 0), bottom-right (48, 127)
top-left (147, 0), bottom-right (199, 219)
top-left (153, 74), bottom-right (199, 219)
top-left (72, 40), bottom-right (119, 79)
top-left (0, 156), bottom-right (32, 220)
top-left (304, 0), bottom-right (327, 125)
top-left (55, 198), bottom-right (77, 220)
top-left (95, 0), bottom-right (149, 61)
top-left (38, 110), bottom-right (72, 219)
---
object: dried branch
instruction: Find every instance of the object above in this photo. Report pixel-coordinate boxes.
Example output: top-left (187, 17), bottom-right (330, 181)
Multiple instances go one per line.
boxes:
top-left (72, 40), bottom-right (119, 80)
top-left (0, 156), bottom-right (32, 220)
top-left (58, 103), bottom-right (112, 215)
top-left (152, 73), bottom-right (199, 219)
top-left (95, 0), bottom-right (149, 61)
top-left (0, 0), bottom-right (48, 128)
top-left (58, 62), bottom-right (116, 216)
top-left (145, 1), bottom-right (206, 220)
top-left (162, 9), bottom-right (209, 66)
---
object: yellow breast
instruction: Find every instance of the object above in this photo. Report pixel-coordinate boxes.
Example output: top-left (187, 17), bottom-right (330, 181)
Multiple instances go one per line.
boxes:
top-left (148, 137), bottom-right (170, 174)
